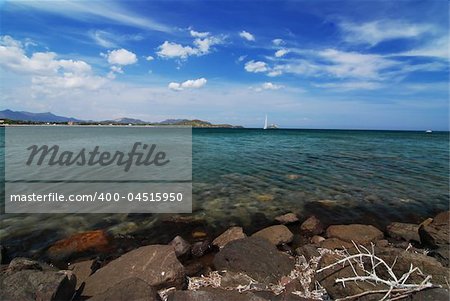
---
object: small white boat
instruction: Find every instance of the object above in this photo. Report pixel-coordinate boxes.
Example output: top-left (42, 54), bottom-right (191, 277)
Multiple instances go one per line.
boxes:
top-left (426, 129), bottom-right (432, 133)
top-left (263, 114), bottom-right (279, 129)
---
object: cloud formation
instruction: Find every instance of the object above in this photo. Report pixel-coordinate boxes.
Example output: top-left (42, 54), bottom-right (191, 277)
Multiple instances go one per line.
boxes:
top-left (168, 78), bottom-right (207, 91)
top-left (245, 60), bottom-right (268, 73)
top-left (157, 31), bottom-right (224, 60)
top-left (239, 31), bottom-right (255, 41)
top-left (106, 48), bottom-right (138, 65)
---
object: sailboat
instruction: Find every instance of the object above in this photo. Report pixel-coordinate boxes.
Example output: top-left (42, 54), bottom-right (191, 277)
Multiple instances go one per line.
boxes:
top-left (263, 114), bottom-right (278, 129)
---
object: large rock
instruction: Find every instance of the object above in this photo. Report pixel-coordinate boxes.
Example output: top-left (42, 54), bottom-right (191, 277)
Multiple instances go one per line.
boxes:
top-left (317, 253), bottom-right (387, 300)
top-left (213, 227), bottom-right (247, 249)
top-left (326, 224), bottom-right (383, 244)
top-left (87, 277), bottom-right (157, 301)
top-left (387, 222), bottom-right (420, 242)
top-left (0, 269), bottom-right (76, 301)
top-left (319, 238), bottom-right (354, 250)
top-left (252, 225), bottom-right (294, 245)
top-left (213, 237), bottom-right (294, 284)
top-left (47, 230), bottom-right (111, 261)
top-left (300, 216), bottom-right (324, 235)
top-left (83, 245), bottom-right (185, 297)
top-left (419, 211), bottom-right (449, 248)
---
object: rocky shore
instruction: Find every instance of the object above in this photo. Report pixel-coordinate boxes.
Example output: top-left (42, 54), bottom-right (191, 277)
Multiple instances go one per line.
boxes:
top-left (0, 211), bottom-right (449, 301)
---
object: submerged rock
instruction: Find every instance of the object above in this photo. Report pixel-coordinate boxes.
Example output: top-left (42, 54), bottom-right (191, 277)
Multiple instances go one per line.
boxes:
top-left (252, 225), bottom-right (294, 245)
top-left (82, 245), bottom-right (185, 297)
top-left (300, 216), bottom-right (324, 235)
top-left (212, 227), bottom-right (247, 249)
top-left (386, 222), bottom-right (420, 242)
top-left (326, 224), bottom-right (383, 244)
top-left (275, 213), bottom-right (299, 224)
top-left (47, 230), bottom-right (111, 261)
top-left (213, 237), bottom-right (294, 284)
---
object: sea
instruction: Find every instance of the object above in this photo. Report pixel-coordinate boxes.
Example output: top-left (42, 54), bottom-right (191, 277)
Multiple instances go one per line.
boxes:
top-left (0, 127), bottom-right (449, 259)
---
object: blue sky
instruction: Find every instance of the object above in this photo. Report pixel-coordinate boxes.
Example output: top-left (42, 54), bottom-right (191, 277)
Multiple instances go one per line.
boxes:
top-left (0, 0), bottom-right (448, 129)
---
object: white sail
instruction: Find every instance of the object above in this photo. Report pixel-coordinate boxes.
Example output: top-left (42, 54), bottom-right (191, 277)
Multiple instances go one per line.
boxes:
top-left (263, 114), bottom-right (268, 129)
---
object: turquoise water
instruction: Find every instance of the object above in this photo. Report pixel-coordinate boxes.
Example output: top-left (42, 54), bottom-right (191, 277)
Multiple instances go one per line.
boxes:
top-left (1, 128), bottom-right (449, 258)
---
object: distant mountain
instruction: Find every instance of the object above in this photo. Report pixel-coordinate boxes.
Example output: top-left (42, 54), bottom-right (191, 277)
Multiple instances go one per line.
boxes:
top-left (0, 109), bottom-right (81, 123)
top-left (0, 109), bottom-right (243, 128)
top-left (159, 119), bottom-right (189, 125)
top-left (102, 117), bottom-right (147, 124)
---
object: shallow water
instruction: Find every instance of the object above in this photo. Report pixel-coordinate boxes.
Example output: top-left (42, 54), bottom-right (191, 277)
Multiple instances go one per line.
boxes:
top-left (1, 128), bottom-right (449, 258)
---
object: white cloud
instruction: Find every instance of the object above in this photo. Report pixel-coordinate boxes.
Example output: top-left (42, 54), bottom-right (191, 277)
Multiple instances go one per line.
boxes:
top-left (146, 55), bottom-right (154, 61)
top-left (254, 82), bottom-right (284, 92)
top-left (275, 49), bottom-right (289, 58)
top-left (239, 31), bottom-right (255, 41)
top-left (315, 81), bottom-right (383, 91)
top-left (190, 30), bottom-right (210, 38)
top-left (272, 38), bottom-right (284, 46)
top-left (168, 78), bottom-right (207, 91)
top-left (237, 55), bottom-right (247, 62)
top-left (157, 33), bottom-right (224, 60)
top-left (244, 60), bottom-right (268, 73)
top-left (0, 35), bottom-right (108, 96)
top-left (398, 36), bottom-right (449, 59)
top-left (340, 20), bottom-right (433, 46)
top-left (89, 30), bottom-right (117, 48)
top-left (107, 48), bottom-right (137, 65)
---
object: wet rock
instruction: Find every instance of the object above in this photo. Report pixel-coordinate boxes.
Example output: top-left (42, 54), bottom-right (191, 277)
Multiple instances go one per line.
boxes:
top-left (410, 288), bottom-right (450, 301)
top-left (300, 216), bottom-right (324, 236)
top-left (170, 236), bottom-right (191, 258)
top-left (317, 253), bottom-right (387, 300)
top-left (326, 224), bottom-right (383, 244)
top-left (252, 225), bottom-right (294, 245)
top-left (295, 244), bottom-right (320, 261)
top-left (68, 260), bottom-right (93, 289)
top-left (191, 240), bottom-right (211, 257)
top-left (47, 230), bottom-right (111, 261)
top-left (275, 213), bottom-right (299, 224)
top-left (387, 222), bottom-right (420, 242)
top-left (0, 269), bottom-right (76, 301)
top-left (419, 211), bottom-right (449, 249)
top-left (87, 277), bottom-right (157, 301)
top-left (212, 227), bottom-right (246, 249)
top-left (429, 247), bottom-right (450, 268)
top-left (376, 247), bottom-right (450, 286)
top-left (319, 238), bottom-right (354, 250)
top-left (83, 245), bottom-right (185, 297)
top-left (310, 235), bottom-right (325, 245)
top-left (213, 237), bottom-right (295, 284)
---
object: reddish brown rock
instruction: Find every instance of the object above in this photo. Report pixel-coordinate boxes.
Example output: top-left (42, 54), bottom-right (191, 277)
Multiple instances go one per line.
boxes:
top-left (326, 224), bottom-right (383, 244)
top-left (47, 230), bottom-right (111, 261)
top-left (300, 216), bottom-right (324, 236)
top-left (212, 227), bottom-right (246, 249)
top-left (87, 277), bottom-right (157, 301)
top-left (310, 235), bottom-right (325, 245)
top-left (419, 211), bottom-right (449, 248)
top-left (169, 236), bottom-right (191, 258)
top-left (82, 245), bottom-right (185, 297)
top-left (252, 225), bottom-right (294, 245)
